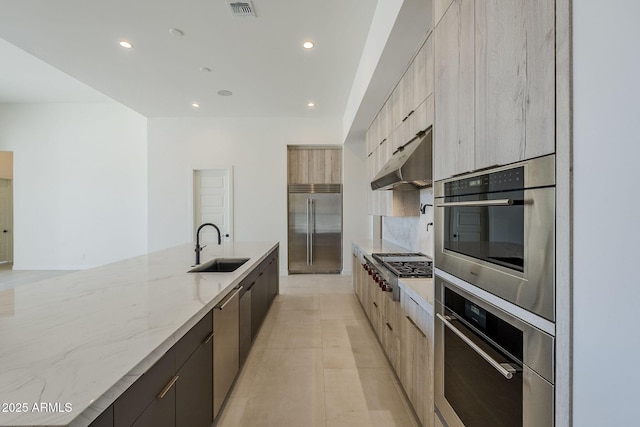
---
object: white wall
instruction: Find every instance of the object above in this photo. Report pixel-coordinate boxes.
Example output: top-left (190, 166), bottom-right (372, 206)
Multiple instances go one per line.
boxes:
top-left (0, 102), bottom-right (148, 269)
top-left (342, 139), bottom-right (372, 273)
top-left (572, 1), bottom-right (640, 425)
top-left (147, 117), bottom-right (353, 274)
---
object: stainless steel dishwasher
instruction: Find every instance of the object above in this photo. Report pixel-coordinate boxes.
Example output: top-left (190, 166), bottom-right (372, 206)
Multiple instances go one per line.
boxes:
top-left (239, 284), bottom-right (252, 367)
top-left (213, 286), bottom-right (241, 419)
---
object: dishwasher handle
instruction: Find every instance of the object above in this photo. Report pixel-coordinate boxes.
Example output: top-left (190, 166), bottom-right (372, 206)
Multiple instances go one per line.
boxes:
top-left (216, 286), bottom-right (242, 310)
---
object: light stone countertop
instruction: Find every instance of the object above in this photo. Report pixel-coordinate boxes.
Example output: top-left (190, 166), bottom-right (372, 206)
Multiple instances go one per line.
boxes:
top-left (398, 277), bottom-right (434, 315)
top-left (0, 241), bottom-right (278, 427)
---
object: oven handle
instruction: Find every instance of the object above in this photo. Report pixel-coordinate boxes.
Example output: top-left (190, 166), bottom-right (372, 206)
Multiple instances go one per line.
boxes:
top-left (436, 199), bottom-right (513, 207)
top-left (437, 313), bottom-right (517, 380)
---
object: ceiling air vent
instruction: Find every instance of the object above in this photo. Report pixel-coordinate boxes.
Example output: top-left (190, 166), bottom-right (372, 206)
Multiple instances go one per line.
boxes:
top-left (227, 1), bottom-right (256, 17)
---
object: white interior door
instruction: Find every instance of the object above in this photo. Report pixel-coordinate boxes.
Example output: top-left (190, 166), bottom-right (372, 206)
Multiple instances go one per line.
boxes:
top-left (193, 169), bottom-right (233, 244)
top-left (0, 179), bottom-right (13, 263)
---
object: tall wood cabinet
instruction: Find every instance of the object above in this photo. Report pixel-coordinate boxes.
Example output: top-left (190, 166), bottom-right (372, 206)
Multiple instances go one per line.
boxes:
top-left (434, 0), bottom-right (555, 180)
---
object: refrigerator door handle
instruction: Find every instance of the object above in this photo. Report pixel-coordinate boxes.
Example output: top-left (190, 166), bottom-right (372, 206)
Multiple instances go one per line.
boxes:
top-left (306, 197), bottom-right (310, 265)
top-left (310, 198), bottom-right (314, 265)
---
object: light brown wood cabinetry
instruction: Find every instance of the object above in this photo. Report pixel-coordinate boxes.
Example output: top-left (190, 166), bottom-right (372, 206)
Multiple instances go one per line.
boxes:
top-left (352, 248), bottom-right (434, 427)
top-left (434, 0), bottom-right (556, 180)
top-left (400, 289), bottom-right (434, 427)
top-left (287, 146), bottom-right (341, 184)
top-left (434, 0), bottom-right (475, 181)
top-left (365, 33), bottom-right (434, 217)
top-left (434, 0), bottom-right (455, 27)
top-left (474, 0), bottom-right (555, 169)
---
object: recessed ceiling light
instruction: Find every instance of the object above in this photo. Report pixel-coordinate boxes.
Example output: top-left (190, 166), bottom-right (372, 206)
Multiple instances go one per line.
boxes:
top-left (119, 41), bottom-right (133, 49)
top-left (307, 102), bottom-right (315, 108)
top-left (191, 103), bottom-right (200, 108)
top-left (169, 28), bottom-right (184, 37)
top-left (302, 41), bottom-right (314, 49)
top-left (217, 90), bottom-right (233, 96)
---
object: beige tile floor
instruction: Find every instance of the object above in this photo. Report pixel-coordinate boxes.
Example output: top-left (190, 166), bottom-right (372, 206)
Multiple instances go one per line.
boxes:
top-left (216, 274), bottom-right (420, 427)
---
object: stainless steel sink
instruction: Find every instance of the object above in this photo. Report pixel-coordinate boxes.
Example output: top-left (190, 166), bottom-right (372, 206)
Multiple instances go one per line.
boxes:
top-left (189, 258), bottom-right (250, 273)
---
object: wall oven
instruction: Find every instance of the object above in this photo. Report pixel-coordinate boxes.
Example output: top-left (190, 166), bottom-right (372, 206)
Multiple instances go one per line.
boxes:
top-left (434, 155), bottom-right (555, 320)
top-left (434, 276), bottom-right (554, 427)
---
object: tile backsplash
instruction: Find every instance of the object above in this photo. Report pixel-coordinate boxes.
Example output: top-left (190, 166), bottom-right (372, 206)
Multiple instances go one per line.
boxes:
top-left (382, 188), bottom-right (434, 257)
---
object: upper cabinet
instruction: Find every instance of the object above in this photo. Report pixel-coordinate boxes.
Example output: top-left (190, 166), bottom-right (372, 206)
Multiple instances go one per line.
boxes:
top-left (365, 34), bottom-right (434, 217)
top-left (434, 0), bottom-right (556, 180)
top-left (434, 0), bottom-right (475, 180)
top-left (287, 146), bottom-right (342, 185)
top-left (474, 0), bottom-right (555, 169)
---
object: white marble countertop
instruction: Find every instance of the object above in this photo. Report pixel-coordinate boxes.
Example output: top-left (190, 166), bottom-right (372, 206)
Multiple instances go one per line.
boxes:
top-left (0, 241), bottom-right (278, 427)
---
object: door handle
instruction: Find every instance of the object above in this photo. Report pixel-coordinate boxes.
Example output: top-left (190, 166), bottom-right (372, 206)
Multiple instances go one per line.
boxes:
top-left (436, 199), bottom-right (513, 208)
top-left (437, 313), bottom-right (516, 380)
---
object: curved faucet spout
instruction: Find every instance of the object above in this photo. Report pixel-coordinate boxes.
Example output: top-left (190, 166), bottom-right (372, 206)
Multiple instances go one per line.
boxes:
top-left (195, 223), bottom-right (222, 265)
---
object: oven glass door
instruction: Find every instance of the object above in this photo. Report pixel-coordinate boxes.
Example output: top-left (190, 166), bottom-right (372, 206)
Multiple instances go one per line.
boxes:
top-left (442, 287), bottom-right (524, 427)
top-left (443, 189), bottom-right (524, 272)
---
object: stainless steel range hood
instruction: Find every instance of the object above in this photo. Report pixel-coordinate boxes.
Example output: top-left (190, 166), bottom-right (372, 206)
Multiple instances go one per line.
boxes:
top-left (371, 127), bottom-right (433, 191)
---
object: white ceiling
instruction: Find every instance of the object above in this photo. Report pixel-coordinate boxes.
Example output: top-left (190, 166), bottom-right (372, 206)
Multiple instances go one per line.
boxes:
top-left (0, 0), bottom-right (377, 118)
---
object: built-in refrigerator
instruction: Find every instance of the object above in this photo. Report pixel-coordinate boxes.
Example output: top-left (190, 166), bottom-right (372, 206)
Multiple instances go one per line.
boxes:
top-left (288, 184), bottom-right (342, 273)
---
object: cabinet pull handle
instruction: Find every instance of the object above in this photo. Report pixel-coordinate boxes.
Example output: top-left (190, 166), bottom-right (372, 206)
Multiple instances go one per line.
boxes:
top-left (386, 322), bottom-right (393, 331)
top-left (216, 286), bottom-right (242, 310)
top-left (157, 375), bottom-right (179, 399)
top-left (202, 331), bottom-right (214, 344)
top-left (405, 315), bottom-right (427, 338)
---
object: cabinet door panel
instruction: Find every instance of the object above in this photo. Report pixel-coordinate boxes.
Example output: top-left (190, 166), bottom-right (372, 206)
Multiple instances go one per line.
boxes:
top-left (176, 341), bottom-right (213, 427)
top-left (475, 0), bottom-right (555, 169)
top-left (175, 311), bottom-right (213, 370)
top-left (114, 349), bottom-right (175, 427)
top-left (434, 0), bottom-right (475, 180)
top-left (89, 405), bottom-right (113, 427)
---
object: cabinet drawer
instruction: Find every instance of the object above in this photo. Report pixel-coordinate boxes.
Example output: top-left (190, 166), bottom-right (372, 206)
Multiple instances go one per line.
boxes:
top-left (175, 311), bottom-right (213, 370)
top-left (401, 292), bottom-right (428, 337)
top-left (114, 348), bottom-right (175, 426)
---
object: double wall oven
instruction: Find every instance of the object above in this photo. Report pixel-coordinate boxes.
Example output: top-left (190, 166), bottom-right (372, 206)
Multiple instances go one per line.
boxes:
top-left (433, 154), bottom-right (556, 426)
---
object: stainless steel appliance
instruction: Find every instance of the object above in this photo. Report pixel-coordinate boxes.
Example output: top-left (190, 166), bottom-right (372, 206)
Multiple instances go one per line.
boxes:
top-left (434, 276), bottom-right (554, 427)
top-left (434, 154), bottom-right (555, 320)
top-left (363, 252), bottom-right (433, 301)
top-left (288, 184), bottom-right (342, 273)
top-left (371, 126), bottom-right (433, 190)
top-left (213, 286), bottom-right (241, 418)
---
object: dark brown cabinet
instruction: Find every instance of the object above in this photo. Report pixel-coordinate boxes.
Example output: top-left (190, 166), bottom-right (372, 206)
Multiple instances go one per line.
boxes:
top-left (111, 312), bottom-right (213, 427)
top-left (113, 347), bottom-right (176, 427)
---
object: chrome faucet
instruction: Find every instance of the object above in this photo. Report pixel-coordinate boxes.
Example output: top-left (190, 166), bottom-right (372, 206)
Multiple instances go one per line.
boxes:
top-left (195, 223), bottom-right (222, 265)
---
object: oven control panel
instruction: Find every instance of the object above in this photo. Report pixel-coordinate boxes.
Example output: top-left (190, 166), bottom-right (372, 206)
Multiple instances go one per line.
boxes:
top-left (445, 166), bottom-right (524, 196)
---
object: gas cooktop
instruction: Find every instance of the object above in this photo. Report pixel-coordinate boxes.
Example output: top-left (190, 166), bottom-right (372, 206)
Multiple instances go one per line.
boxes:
top-left (372, 252), bottom-right (433, 278)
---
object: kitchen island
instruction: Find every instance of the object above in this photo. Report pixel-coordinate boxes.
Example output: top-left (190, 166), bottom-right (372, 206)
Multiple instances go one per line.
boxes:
top-left (0, 241), bottom-right (278, 427)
